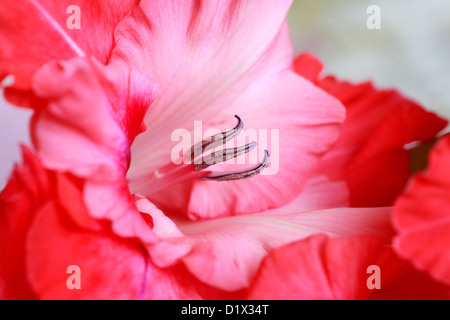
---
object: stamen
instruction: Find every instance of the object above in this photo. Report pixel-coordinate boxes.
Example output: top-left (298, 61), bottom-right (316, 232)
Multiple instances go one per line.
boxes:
top-left (194, 141), bottom-right (257, 171)
top-left (135, 115), bottom-right (270, 194)
top-left (190, 115), bottom-right (243, 162)
top-left (200, 150), bottom-right (270, 181)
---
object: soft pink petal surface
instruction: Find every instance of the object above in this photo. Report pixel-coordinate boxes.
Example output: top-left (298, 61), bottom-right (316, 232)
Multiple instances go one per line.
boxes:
top-left (136, 195), bottom-right (394, 292)
top-left (112, 1), bottom-right (345, 218)
top-left (30, 57), bottom-right (159, 240)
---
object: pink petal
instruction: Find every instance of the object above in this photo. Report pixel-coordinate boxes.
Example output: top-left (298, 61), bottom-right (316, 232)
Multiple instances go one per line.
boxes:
top-left (246, 234), bottom-right (405, 300)
top-left (0, 0), bottom-right (138, 106)
top-left (134, 194), bottom-right (184, 239)
top-left (140, 258), bottom-right (247, 299)
top-left (112, 2), bottom-right (345, 218)
top-left (393, 135), bottom-right (450, 286)
top-left (137, 194), bottom-right (393, 291)
top-left (29, 57), bottom-right (159, 238)
top-left (282, 175), bottom-right (350, 212)
top-left (31, 57), bottom-right (158, 180)
top-left (84, 182), bottom-right (156, 243)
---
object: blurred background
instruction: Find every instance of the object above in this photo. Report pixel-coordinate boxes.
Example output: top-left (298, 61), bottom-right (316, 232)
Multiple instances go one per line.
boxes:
top-left (288, 0), bottom-right (450, 117)
top-left (1, 0), bottom-right (449, 189)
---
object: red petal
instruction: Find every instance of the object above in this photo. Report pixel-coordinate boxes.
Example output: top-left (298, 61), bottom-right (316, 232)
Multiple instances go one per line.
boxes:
top-left (0, 146), bottom-right (148, 299)
top-left (370, 265), bottom-right (450, 300)
top-left (393, 135), bottom-right (450, 286)
top-left (1, 149), bottom-right (197, 299)
top-left (26, 201), bottom-right (147, 299)
top-left (0, 146), bottom-right (47, 299)
top-left (344, 102), bottom-right (447, 207)
top-left (0, 0), bottom-right (138, 106)
top-left (294, 53), bottom-right (448, 208)
top-left (293, 52), bottom-right (324, 82)
top-left (246, 234), bottom-right (405, 300)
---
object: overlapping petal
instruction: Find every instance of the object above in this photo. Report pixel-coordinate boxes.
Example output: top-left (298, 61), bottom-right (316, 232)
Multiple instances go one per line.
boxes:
top-left (246, 234), bottom-right (406, 300)
top-left (0, 148), bottom-right (242, 300)
top-left (0, 0), bottom-right (138, 106)
top-left (29, 57), bottom-right (159, 238)
top-left (137, 195), bottom-right (394, 292)
top-left (0, 146), bottom-right (46, 299)
top-left (1, 0), bottom-right (448, 301)
top-left (393, 135), bottom-right (450, 286)
top-left (294, 53), bottom-right (448, 208)
top-left (0, 147), bottom-right (151, 300)
top-left (26, 201), bottom-right (147, 299)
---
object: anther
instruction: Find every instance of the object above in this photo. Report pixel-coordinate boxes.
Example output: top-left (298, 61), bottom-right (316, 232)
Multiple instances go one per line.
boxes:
top-left (186, 115), bottom-right (270, 181)
top-left (194, 141), bottom-right (257, 171)
top-left (190, 115), bottom-right (243, 162)
top-left (200, 150), bottom-right (271, 181)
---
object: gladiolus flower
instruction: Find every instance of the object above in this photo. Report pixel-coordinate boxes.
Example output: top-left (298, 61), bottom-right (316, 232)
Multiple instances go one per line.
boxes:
top-left (1, 0), bottom-right (448, 299)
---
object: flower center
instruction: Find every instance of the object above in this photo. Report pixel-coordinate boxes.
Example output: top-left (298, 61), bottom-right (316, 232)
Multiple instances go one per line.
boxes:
top-left (129, 115), bottom-right (270, 194)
